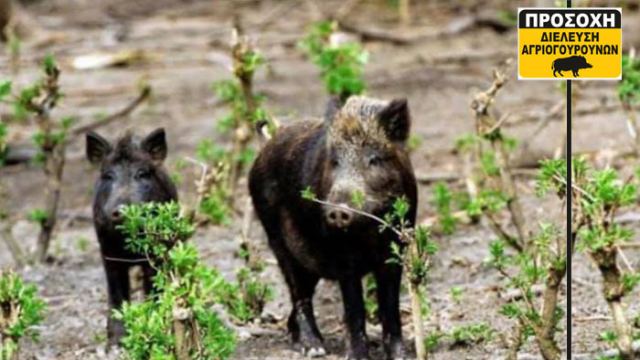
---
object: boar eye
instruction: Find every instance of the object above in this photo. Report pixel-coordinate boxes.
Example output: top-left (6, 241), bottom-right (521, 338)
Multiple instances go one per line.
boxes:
top-left (101, 171), bottom-right (115, 181)
top-left (135, 168), bottom-right (152, 180)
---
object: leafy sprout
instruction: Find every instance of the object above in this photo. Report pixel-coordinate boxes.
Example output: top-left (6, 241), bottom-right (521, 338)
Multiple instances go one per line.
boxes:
top-left (299, 21), bottom-right (368, 99)
top-left (450, 286), bottom-right (463, 304)
top-left (350, 189), bottom-right (366, 209)
top-left (618, 54), bottom-right (640, 104)
top-left (27, 208), bottom-right (49, 227)
top-left (0, 121), bottom-right (7, 166)
top-left (119, 202), bottom-right (194, 260)
top-left (600, 330), bottom-right (618, 345)
top-left (0, 81), bottom-right (10, 100)
top-left (301, 186), bottom-right (317, 201)
top-left (433, 182), bottom-right (456, 234)
top-left (114, 202), bottom-right (260, 359)
top-left (449, 322), bottom-right (494, 346)
top-left (536, 158), bottom-right (567, 197)
top-left (0, 271), bottom-right (46, 359)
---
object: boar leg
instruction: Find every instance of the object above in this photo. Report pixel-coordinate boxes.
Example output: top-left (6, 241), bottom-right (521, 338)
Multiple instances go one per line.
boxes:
top-left (104, 262), bottom-right (131, 347)
top-left (375, 264), bottom-right (406, 360)
top-left (258, 208), bottom-right (326, 356)
top-left (279, 258), bottom-right (325, 356)
top-left (339, 275), bottom-right (370, 360)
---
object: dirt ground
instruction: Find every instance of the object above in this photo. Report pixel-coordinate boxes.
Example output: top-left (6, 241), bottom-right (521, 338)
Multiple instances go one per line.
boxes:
top-left (1, 1), bottom-right (639, 359)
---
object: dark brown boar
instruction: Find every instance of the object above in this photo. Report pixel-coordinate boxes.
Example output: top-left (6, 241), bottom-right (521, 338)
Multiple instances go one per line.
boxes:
top-left (249, 96), bottom-right (417, 360)
top-left (86, 128), bottom-right (178, 347)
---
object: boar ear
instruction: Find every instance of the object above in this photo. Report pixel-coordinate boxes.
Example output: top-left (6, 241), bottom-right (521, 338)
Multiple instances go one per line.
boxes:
top-left (378, 98), bottom-right (410, 142)
top-left (86, 131), bottom-right (112, 165)
top-left (142, 128), bottom-right (168, 162)
top-left (324, 96), bottom-right (343, 123)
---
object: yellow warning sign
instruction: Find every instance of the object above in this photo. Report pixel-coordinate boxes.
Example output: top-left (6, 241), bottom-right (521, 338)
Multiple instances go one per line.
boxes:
top-left (518, 8), bottom-right (622, 80)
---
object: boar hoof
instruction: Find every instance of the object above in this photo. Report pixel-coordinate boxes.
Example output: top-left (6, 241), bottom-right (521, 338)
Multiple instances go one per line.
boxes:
top-left (386, 341), bottom-right (407, 360)
top-left (305, 346), bottom-right (327, 358)
top-left (294, 336), bottom-right (326, 358)
top-left (296, 343), bottom-right (326, 358)
top-left (107, 318), bottom-right (126, 348)
top-left (344, 356), bottom-right (370, 360)
top-left (345, 349), bottom-right (370, 360)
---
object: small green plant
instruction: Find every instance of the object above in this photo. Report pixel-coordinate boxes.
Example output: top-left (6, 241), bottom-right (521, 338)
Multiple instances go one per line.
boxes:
top-left (236, 267), bottom-right (273, 322)
top-left (601, 330), bottom-right (619, 346)
top-left (618, 54), bottom-right (640, 105)
top-left (618, 54), bottom-right (640, 155)
top-left (350, 189), bottom-right (366, 209)
top-left (464, 65), bottom-right (567, 360)
top-left (407, 133), bottom-right (422, 152)
top-left (403, 222), bottom-right (440, 360)
top-left (194, 30), bottom-right (271, 228)
top-left (422, 322), bottom-right (493, 352)
top-left (92, 332), bottom-right (107, 345)
top-left (27, 208), bottom-right (48, 226)
top-left (196, 139), bottom-right (227, 164)
top-left (6, 28), bottom-right (21, 75)
top-left (197, 32), bottom-right (275, 318)
top-left (191, 142), bottom-right (233, 226)
top-left (0, 271), bottom-right (46, 360)
top-left (449, 286), bottom-right (463, 304)
top-left (449, 322), bottom-right (494, 346)
top-left (486, 159), bottom-right (568, 360)
top-left (75, 237), bottom-right (90, 252)
top-left (114, 202), bottom-right (246, 359)
top-left (0, 81), bottom-right (9, 165)
top-left (573, 157), bottom-right (639, 359)
top-left (1, 56), bottom-right (69, 262)
top-left (363, 274), bottom-right (378, 323)
top-left (200, 187), bottom-right (232, 226)
top-left (497, 10), bottom-right (518, 27)
top-left (212, 30), bottom-right (271, 198)
top-left (299, 21), bottom-right (368, 100)
top-left (233, 238), bottom-right (273, 323)
top-left (169, 159), bottom-right (188, 186)
top-left (424, 331), bottom-right (444, 352)
top-left (597, 355), bottom-right (623, 360)
top-left (0, 123), bottom-right (6, 166)
top-left (433, 182), bottom-right (457, 234)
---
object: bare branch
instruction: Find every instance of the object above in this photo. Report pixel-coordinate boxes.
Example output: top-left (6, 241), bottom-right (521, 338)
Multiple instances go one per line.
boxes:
top-left (70, 84), bottom-right (151, 137)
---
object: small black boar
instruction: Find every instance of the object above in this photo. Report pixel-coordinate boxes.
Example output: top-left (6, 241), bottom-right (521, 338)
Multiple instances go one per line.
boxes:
top-left (552, 55), bottom-right (593, 77)
top-left (249, 96), bottom-right (417, 360)
top-left (86, 128), bottom-right (178, 346)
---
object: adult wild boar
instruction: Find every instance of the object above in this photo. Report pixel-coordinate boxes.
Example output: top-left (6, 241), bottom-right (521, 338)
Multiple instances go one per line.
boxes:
top-left (86, 128), bottom-right (178, 346)
top-left (249, 96), bottom-right (417, 360)
top-left (552, 55), bottom-right (593, 77)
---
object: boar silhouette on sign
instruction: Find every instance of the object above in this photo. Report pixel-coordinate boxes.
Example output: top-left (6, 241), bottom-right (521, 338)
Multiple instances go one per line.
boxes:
top-left (552, 55), bottom-right (593, 77)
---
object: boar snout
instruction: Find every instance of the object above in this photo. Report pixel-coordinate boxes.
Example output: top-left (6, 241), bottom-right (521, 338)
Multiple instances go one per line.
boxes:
top-left (325, 205), bottom-right (354, 228)
top-left (109, 204), bottom-right (127, 223)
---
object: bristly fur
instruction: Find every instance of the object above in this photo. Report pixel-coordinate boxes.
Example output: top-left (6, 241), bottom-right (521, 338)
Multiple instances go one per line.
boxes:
top-left (340, 96), bottom-right (388, 119)
top-left (110, 131), bottom-right (146, 163)
top-left (88, 127), bottom-right (177, 347)
top-left (249, 94), bottom-right (416, 359)
top-left (328, 96), bottom-right (390, 147)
